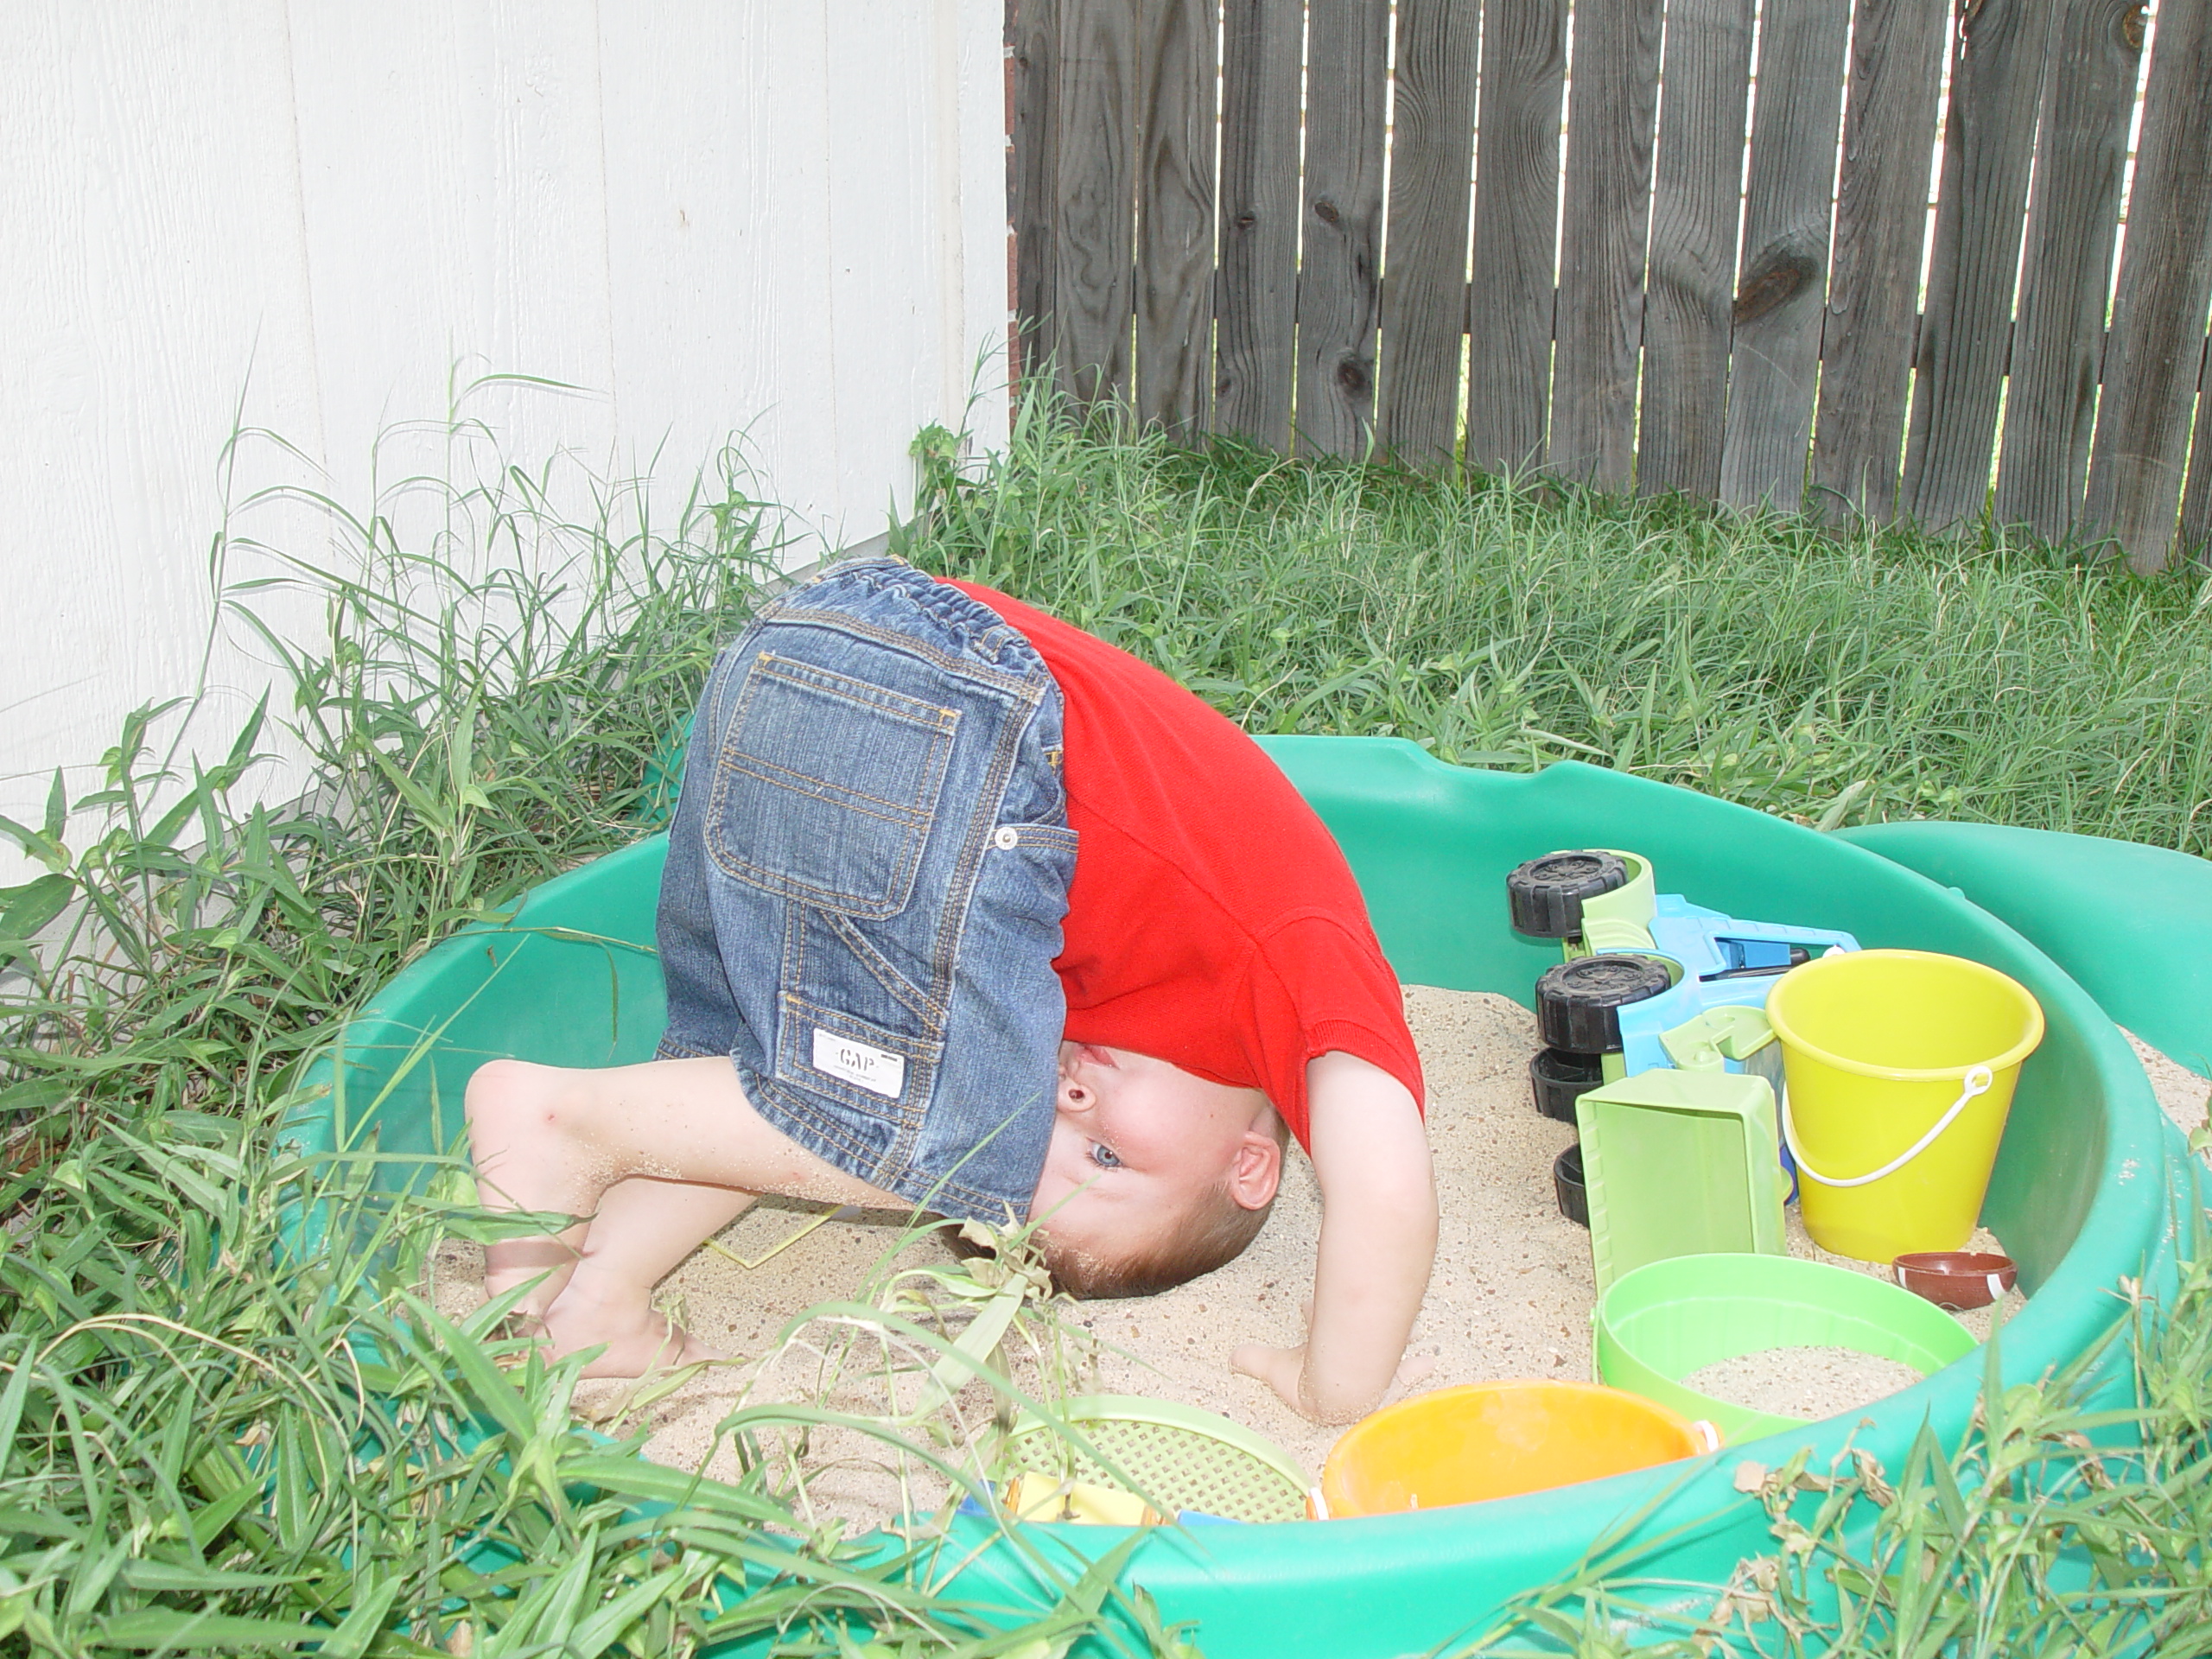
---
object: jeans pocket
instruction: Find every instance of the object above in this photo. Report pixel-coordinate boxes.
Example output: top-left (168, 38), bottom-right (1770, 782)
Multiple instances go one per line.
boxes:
top-left (705, 651), bottom-right (959, 918)
top-left (777, 991), bottom-right (944, 1128)
top-left (983, 822), bottom-right (1078, 931)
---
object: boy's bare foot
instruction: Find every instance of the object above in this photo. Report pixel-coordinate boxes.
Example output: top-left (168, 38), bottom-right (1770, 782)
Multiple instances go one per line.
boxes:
top-left (466, 1057), bottom-right (759, 1376)
top-left (542, 1277), bottom-right (721, 1376)
top-left (464, 1051), bottom-right (896, 1378)
top-left (482, 1239), bottom-right (583, 1321)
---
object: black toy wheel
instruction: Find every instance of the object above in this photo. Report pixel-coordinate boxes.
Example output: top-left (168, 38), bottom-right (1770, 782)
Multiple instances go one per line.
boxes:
top-left (1529, 1046), bottom-right (1605, 1122)
top-left (1535, 953), bottom-right (1675, 1052)
top-left (1554, 1144), bottom-right (1589, 1227)
top-left (1506, 849), bottom-right (1629, 938)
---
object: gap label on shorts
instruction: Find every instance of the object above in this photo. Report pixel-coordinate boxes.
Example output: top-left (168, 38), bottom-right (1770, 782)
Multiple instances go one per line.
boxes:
top-left (811, 1027), bottom-right (906, 1097)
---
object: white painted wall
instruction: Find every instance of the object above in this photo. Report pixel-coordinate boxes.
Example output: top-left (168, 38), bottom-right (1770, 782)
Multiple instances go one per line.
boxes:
top-left (0, 2), bottom-right (1011, 880)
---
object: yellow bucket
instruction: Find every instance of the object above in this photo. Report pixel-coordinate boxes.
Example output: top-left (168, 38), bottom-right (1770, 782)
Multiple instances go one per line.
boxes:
top-left (1766, 950), bottom-right (2043, 1262)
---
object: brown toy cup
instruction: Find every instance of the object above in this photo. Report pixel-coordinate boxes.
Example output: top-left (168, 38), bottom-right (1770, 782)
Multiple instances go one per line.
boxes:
top-left (1891, 1250), bottom-right (2018, 1311)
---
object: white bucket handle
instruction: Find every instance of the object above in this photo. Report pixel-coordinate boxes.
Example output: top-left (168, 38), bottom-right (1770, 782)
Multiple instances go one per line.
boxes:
top-left (1783, 1065), bottom-right (1995, 1190)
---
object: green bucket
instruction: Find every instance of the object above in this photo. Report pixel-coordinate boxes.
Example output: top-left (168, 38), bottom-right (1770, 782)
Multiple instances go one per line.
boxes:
top-left (1593, 1252), bottom-right (1978, 1443)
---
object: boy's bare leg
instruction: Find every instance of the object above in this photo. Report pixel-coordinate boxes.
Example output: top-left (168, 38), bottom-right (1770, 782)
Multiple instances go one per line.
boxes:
top-left (466, 1054), bottom-right (906, 1376)
top-left (474, 1209), bottom-right (590, 1321)
top-left (547, 1177), bottom-right (756, 1372)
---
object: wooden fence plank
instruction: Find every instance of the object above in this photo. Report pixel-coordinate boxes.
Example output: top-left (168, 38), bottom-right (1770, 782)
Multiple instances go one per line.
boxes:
top-left (1811, 0), bottom-right (1949, 520)
top-left (1052, 0), bottom-right (1138, 408)
top-left (1637, 0), bottom-right (1755, 499)
top-left (1214, 0), bottom-right (1302, 448)
top-left (2082, 0), bottom-right (2212, 572)
top-left (1991, 0), bottom-right (2144, 543)
top-left (1377, 0), bottom-right (1479, 468)
top-left (1135, 0), bottom-right (1216, 436)
top-left (1009, 0), bottom-right (1059, 389)
top-left (1900, 0), bottom-right (2056, 531)
top-left (1017, 0), bottom-right (2212, 554)
top-left (1295, 0), bottom-right (1390, 457)
top-left (1550, 0), bottom-right (1662, 488)
top-left (2182, 332), bottom-right (2212, 563)
top-left (1718, 0), bottom-right (1851, 512)
top-left (1465, 0), bottom-right (1567, 477)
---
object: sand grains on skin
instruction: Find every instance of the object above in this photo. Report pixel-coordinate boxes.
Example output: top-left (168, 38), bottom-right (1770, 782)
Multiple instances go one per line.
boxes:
top-left (432, 988), bottom-right (2202, 1525)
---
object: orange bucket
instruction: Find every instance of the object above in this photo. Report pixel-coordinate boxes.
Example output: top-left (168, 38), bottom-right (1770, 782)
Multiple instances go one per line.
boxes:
top-left (1316, 1382), bottom-right (1716, 1517)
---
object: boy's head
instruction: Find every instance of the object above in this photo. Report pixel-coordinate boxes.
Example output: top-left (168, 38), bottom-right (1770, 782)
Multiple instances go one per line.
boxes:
top-left (1027, 1042), bottom-right (1287, 1298)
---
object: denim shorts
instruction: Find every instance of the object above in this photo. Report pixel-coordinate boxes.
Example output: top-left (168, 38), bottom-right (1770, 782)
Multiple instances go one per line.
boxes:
top-left (655, 556), bottom-right (1074, 1221)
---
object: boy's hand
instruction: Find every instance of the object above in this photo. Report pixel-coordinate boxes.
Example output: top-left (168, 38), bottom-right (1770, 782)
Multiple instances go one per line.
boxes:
top-left (1232, 1052), bottom-right (1436, 1423)
top-left (1230, 1340), bottom-right (1309, 1410)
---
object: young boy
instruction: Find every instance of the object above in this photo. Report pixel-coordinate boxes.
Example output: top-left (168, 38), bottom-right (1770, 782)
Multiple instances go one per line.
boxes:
top-left (466, 556), bottom-right (1435, 1423)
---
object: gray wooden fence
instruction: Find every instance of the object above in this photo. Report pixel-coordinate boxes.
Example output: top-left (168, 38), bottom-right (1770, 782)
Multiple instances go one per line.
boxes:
top-left (1009, 0), bottom-right (2212, 572)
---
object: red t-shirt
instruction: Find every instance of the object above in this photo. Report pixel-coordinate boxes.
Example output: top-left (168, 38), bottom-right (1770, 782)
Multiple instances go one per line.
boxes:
top-left (946, 580), bottom-right (1425, 1146)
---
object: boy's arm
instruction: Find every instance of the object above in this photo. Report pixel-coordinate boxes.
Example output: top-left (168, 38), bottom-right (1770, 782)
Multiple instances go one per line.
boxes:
top-left (1232, 1050), bottom-right (1436, 1422)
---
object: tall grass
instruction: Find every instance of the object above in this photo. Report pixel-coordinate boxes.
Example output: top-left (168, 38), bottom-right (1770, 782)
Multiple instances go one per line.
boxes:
top-left (0, 437), bottom-right (771, 1148)
top-left (0, 1098), bottom-right (1166, 1656)
top-left (3, 398), bottom-right (2209, 1654)
top-left (901, 412), bottom-right (2212, 852)
top-left (0, 427), bottom-right (1173, 1655)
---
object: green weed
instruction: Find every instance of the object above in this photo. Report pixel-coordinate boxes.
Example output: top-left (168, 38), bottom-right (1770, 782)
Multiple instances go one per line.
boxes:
top-left (0, 416), bottom-right (1178, 1656)
top-left (0, 1090), bottom-right (1181, 1656)
top-left (4, 390), bottom-right (2209, 1654)
top-left (904, 410), bottom-right (2212, 854)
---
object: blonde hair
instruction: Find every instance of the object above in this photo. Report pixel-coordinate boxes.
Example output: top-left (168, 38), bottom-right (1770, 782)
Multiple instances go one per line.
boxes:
top-left (1041, 1113), bottom-right (1291, 1299)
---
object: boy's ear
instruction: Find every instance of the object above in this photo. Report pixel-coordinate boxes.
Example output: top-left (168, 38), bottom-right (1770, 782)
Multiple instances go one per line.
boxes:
top-left (1226, 1124), bottom-right (1282, 1211)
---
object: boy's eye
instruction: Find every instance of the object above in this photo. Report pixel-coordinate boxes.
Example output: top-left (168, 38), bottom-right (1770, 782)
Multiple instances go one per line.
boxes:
top-left (1088, 1143), bottom-right (1122, 1170)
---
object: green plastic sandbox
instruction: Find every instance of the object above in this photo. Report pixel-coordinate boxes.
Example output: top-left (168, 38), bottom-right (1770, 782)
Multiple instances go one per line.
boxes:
top-left (292, 738), bottom-right (2205, 1656)
top-left (1594, 1251), bottom-right (1980, 1444)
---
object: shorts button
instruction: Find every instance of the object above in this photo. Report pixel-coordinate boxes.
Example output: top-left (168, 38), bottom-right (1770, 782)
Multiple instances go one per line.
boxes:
top-left (993, 826), bottom-right (1020, 850)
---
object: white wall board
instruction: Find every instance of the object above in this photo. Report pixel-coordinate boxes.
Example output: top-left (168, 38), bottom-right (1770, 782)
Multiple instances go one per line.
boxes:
top-left (0, 1), bottom-right (1012, 883)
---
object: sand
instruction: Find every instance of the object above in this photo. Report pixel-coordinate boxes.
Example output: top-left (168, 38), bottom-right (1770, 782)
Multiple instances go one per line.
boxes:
top-left (429, 987), bottom-right (2208, 1523)
top-left (1683, 1345), bottom-right (1929, 1421)
top-left (2126, 1027), bottom-right (2210, 1139)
